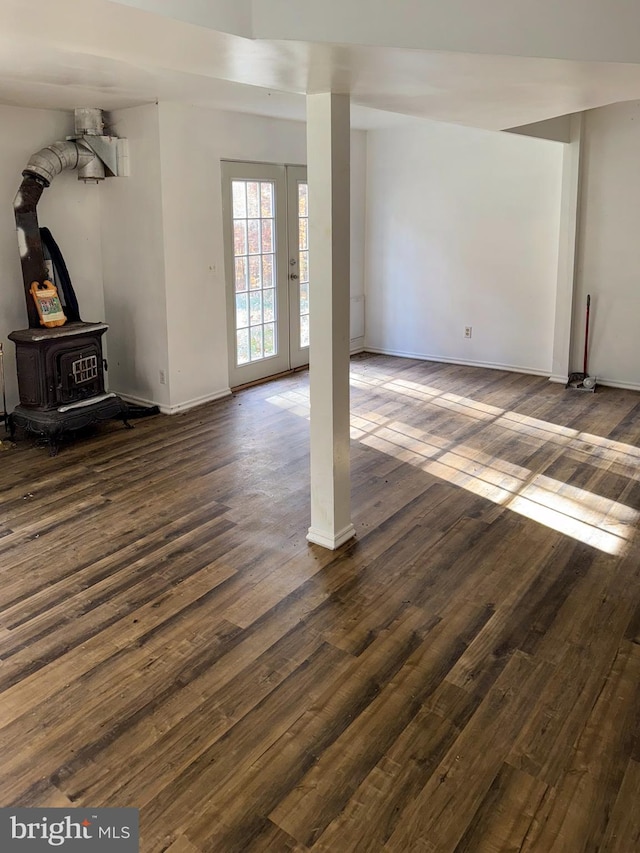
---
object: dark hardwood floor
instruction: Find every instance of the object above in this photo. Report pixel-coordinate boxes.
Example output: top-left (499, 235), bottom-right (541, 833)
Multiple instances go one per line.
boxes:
top-left (2, 353), bottom-right (640, 852)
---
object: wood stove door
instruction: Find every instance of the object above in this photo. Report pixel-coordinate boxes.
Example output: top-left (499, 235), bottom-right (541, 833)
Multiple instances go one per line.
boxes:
top-left (58, 346), bottom-right (103, 403)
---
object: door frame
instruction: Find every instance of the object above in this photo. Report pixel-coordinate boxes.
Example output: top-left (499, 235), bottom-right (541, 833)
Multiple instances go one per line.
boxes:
top-left (222, 160), bottom-right (307, 388)
top-left (287, 165), bottom-right (310, 370)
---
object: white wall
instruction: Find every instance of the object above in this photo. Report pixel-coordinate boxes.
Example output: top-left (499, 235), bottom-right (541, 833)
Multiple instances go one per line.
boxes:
top-left (156, 103), bottom-right (309, 409)
top-left (144, 102), bottom-right (366, 410)
top-left (364, 120), bottom-right (563, 375)
top-left (0, 104), bottom-right (103, 411)
top-left (573, 101), bottom-right (640, 389)
top-left (100, 103), bottom-right (170, 408)
top-left (349, 130), bottom-right (366, 349)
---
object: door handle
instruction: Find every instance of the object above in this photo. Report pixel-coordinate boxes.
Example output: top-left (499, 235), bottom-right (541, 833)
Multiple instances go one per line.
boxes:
top-left (290, 273), bottom-right (299, 280)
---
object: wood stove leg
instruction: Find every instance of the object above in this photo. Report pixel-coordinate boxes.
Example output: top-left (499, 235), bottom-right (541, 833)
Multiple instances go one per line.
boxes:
top-left (48, 433), bottom-right (61, 457)
top-left (8, 413), bottom-right (16, 441)
top-left (122, 418), bottom-right (134, 430)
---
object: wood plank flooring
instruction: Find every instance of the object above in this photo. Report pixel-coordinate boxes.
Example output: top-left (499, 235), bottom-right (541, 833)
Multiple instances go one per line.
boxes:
top-left (1, 353), bottom-right (640, 852)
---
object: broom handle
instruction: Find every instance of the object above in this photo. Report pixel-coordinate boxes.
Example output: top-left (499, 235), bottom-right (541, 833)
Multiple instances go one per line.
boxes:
top-left (0, 342), bottom-right (6, 429)
top-left (583, 294), bottom-right (591, 376)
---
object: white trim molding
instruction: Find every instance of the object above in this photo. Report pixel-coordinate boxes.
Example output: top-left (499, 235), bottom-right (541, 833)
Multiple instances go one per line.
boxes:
top-left (117, 387), bottom-right (231, 415)
top-left (363, 347), bottom-right (552, 377)
top-left (307, 523), bottom-right (356, 550)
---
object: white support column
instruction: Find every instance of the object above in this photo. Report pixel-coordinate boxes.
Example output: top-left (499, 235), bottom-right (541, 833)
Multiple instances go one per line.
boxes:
top-left (550, 113), bottom-right (584, 383)
top-left (306, 93), bottom-right (356, 550)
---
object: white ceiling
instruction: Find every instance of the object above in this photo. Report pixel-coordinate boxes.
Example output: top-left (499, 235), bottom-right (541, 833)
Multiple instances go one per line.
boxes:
top-left (2, 0), bottom-right (640, 131)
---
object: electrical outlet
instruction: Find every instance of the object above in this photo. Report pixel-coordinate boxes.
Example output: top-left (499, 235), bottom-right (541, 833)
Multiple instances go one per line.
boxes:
top-left (159, 369), bottom-right (167, 385)
top-left (464, 326), bottom-right (472, 339)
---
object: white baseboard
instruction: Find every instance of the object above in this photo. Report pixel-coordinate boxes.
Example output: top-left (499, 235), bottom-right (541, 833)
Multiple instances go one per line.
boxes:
top-left (550, 374), bottom-right (640, 392)
top-left (116, 392), bottom-right (160, 410)
top-left (117, 387), bottom-right (232, 416)
top-left (350, 336), bottom-right (365, 354)
top-left (363, 346), bottom-right (551, 377)
top-left (164, 388), bottom-right (232, 415)
top-left (307, 523), bottom-right (357, 550)
top-left (589, 377), bottom-right (640, 392)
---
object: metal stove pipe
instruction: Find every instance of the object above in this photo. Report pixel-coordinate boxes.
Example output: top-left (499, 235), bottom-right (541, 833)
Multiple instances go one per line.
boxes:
top-left (13, 108), bottom-right (125, 328)
top-left (22, 140), bottom-right (96, 187)
top-left (14, 174), bottom-right (49, 329)
top-left (13, 141), bottom-right (98, 327)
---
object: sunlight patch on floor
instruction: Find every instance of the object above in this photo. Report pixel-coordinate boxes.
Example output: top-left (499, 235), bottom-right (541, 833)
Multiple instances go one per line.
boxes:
top-left (267, 373), bottom-right (639, 556)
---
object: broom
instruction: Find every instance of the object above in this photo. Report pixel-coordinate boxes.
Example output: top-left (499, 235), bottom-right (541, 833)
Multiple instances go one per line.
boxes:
top-left (0, 342), bottom-right (7, 431)
top-left (566, 294), bottom-right (596, 392)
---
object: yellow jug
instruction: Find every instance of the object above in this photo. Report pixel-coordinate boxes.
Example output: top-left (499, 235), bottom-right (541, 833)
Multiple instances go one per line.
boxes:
top-left (30, 280), bottom-right (67, 328)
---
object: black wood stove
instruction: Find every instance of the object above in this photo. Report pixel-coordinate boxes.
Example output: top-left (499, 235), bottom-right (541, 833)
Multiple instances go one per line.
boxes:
top-left (8, 110), bottom-right (130, 455)
top-left (8, 322), bottom-right (129, 455)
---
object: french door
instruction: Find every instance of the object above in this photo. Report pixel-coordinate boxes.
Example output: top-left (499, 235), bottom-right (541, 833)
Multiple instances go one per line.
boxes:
top-left (222, 162), bottom-right (309, 387)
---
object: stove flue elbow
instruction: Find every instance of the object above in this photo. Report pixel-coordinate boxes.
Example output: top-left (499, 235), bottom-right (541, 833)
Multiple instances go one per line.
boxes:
top-left (23, 140), bottom-right (96, 186)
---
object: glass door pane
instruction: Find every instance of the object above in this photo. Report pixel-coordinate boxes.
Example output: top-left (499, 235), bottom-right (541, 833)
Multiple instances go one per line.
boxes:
top-left (287, 165), bottom-right (310, 370)
top-left (231, 179), bottom-right (277, 365)
top-left (298, 181), bottom-right (310, 349)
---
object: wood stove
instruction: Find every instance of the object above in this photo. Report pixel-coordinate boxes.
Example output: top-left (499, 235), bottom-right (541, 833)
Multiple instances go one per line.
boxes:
top-left (8, 322), bottom-right (129, 454)
top-left (8, 109), bottom-right (130, 455)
